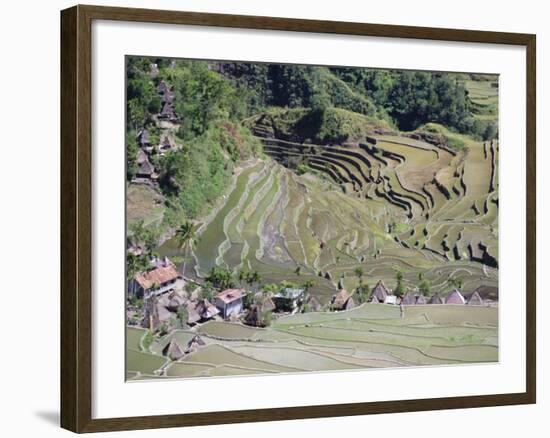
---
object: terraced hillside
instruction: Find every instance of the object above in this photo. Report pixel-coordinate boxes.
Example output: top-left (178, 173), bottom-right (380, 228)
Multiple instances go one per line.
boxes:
top-left (127, 303), bottom-right (498, 380)
top-left (159, 113), bottom-right (498, 300)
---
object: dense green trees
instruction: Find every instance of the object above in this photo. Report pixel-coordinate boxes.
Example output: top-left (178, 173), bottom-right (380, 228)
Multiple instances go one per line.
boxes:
top-left (127, 58), bottom-right (262, 226)
top-left (216, 63), bottom-right (377, 118)
top-left (126, 58), bottom-right (162, 129)
top-left (330, 68), bottom-right (488, 136)
top-left (216, 62), bottom-right (495, 140)
top-left (155, 131), bottom-right (232, 221)
top-left (161, 61), bottom-right (246, 139)
top-left (205, 266), bottom-right (235, 290)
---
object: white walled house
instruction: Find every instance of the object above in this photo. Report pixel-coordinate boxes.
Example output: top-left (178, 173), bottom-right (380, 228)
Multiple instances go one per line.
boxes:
top-left (215, 289), bottom-right (245, 319)
top-left (273, 288), bottom-right (305, 312)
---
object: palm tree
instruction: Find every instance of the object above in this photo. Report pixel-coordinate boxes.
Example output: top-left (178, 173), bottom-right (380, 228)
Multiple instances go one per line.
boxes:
top-left (127, 252), bottom-right (148, 298)
top-left (394, 270), bottom-right (405, 297)
top-left (174, 221), bottom-right (199, 278)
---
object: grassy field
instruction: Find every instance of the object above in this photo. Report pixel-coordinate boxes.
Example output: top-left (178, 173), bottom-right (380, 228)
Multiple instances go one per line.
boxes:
top-left (126, 184), bottom-right (165, 226)
top-left (127, 303), bottom-right (498, 380)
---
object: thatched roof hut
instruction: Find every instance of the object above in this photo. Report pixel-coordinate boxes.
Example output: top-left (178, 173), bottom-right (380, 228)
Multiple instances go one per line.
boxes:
top-left (186, 304), bottom-right (201, 325)
top-left (159, 135), bottom-right (173, 152)
top-left (161, 90), bottom-right (175, 103)
top-left (159, 102), bottom-right (178, 121)
top-left (165, 291), bottom-right (186, 311)
top-left (157, 80), bottom-right (170, 94)
top-left (445, 288), bottom-right (466, 305)
top-left (306, 295), bottom-right (322, 312)
top-left (428, 293), bottom-right (444, 304)
top-left (415, 294), bottom-right (427, 305)
top-left (344, 296), bottom-right (355, 310)
top-left (136, 130), bottom-right (151, 148)
top-left (162, 339), bottom-right (185, 361)
top-left (470, 285), bottom-right (498, 303)
top-left (185, 335), bottom-right (206, 354)
top-left (401, 292), bottom-right (416, 305)
top-left (332, 289), bottom-right (355, 310)
top-left (466, 290), bottom-right (484, 305)
top-left (135, 150), bottom-right (155, 178)
top-left (372, 280), bottom-right (390, 303)
top-left (196, 299), bottom-right (220, 320)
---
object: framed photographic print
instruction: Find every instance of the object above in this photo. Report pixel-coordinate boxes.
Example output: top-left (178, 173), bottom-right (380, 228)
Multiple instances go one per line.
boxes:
top-left (60, 4), bottom-right (536, 433)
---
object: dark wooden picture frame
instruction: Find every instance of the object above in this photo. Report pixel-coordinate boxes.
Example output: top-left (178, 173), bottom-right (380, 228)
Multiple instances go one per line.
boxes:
top-left (60, 4), bottom-right (536, 433)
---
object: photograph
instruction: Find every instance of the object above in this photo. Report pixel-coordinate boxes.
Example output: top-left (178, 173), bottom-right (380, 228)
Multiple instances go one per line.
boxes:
top-left (125, 57), bottom-right (499, 380)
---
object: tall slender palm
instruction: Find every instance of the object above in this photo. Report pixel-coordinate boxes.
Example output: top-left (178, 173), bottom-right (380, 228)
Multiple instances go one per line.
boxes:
top-left (174, 221), bottom-right (199, 279)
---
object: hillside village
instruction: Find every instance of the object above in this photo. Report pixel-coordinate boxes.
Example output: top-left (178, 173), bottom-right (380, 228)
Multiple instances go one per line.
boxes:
top-left (126, 57), bottom-right (499, 377)
top-left (127, 254), bottom-right (498, 334)
top-left (131, 78), bottom-right (181, 186)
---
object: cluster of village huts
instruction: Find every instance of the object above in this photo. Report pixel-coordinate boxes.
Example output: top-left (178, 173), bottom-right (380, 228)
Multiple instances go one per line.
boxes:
top-left (128, 256), bottom-right (498, 336)
top-left (132, 77), bottom-right (180, 186)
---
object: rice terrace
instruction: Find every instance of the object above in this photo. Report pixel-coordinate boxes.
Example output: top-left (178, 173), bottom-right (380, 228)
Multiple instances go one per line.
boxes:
top-left (126, 57), bottom-right (499, 380)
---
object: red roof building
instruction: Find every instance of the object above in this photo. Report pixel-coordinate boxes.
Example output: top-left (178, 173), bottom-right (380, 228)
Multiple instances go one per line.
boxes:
top-left (132, 259), bottom-right (180, 299)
